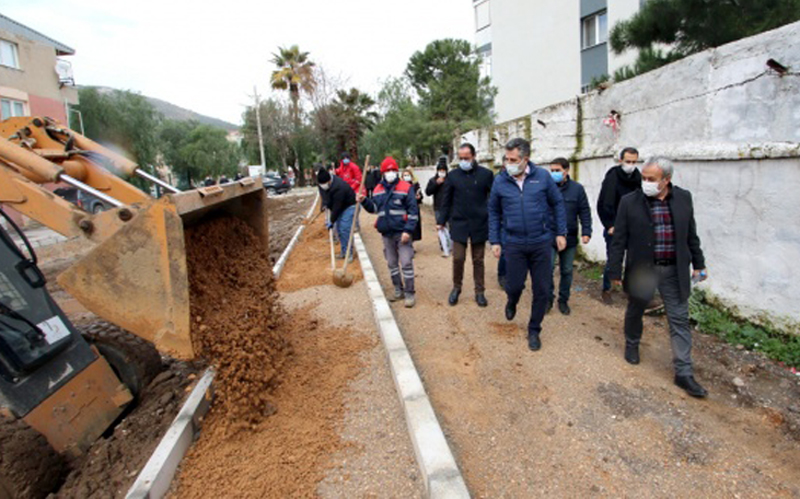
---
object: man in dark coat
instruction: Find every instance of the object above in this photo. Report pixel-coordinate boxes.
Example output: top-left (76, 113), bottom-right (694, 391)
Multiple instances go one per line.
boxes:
top-left (489, 138), bottom-right (567, 351)
top-left (548, 158), bottom-right (592, 315)
top-left (426, 158), bottom-right (451, 257)
top-left (609, 157), bottom-right (708, 398)
top-left (364, 165), bottom-right (381, 198)
top-left (436, 143), bottom-right (494, 307)
top-left (317, 168), bottom-right (357, 260)
top-left (597, 147), bottom-right (641, 304)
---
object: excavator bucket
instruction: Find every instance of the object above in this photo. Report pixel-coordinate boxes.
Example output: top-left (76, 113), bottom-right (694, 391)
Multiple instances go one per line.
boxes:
top-left (57, 180), bottom-right (268, 359)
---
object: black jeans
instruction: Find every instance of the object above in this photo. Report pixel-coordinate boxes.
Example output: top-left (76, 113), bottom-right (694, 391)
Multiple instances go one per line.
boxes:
top-left (505, 241), bottom-right (553, 337)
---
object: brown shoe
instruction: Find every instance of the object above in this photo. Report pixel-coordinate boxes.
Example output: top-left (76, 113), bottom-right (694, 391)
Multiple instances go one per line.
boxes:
top-left (602, 290), bottom-right (613, 305)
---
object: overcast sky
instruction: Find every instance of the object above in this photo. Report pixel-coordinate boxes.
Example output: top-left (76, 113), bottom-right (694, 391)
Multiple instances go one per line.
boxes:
top-left (3, 0), bottom-right (475, 125)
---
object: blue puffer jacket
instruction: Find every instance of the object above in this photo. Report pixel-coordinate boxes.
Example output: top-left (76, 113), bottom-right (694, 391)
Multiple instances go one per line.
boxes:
top-left (361, 179), bottom-right (419, 236)
top-left (488, 163), bottom-right (567, 246)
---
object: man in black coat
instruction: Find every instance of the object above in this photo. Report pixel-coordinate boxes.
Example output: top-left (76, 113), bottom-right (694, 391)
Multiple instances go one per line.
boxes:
top-left (436, 143), bottom-right (494, 307)
top-left (609, 157), bottom-right (709, 398)
top-left (317, 168), bottom-right (357, 260)
top-left (597, 147), bottom-right (641, 304)
top-left (548, 158), bottom-right (592, 315)
top-left (425, 158), bottom-right (451, 257)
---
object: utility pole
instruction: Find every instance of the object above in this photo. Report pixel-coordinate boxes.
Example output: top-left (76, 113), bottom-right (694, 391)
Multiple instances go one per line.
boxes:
top-left (253, 85), bottom-right (266, 170)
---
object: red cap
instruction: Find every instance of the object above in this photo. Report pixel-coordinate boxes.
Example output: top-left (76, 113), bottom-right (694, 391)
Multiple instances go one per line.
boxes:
top-left (380, 156), bottom-right (399, 173)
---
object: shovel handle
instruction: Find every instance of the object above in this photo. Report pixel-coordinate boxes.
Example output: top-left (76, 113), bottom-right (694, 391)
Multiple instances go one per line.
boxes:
top-left (329, 227), bottom-right (336, 271)
top-left (341, 155), bottom-right (369, 275)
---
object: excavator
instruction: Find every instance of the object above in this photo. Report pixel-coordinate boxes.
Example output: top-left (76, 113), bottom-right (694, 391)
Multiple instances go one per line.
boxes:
top-left (0, 116), bottom-right (268, 498)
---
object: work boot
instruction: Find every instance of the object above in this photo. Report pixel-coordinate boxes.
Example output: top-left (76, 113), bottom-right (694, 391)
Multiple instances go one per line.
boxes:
top-left (388, 287), bottom-right (403, 302)
top-left (347, 253), bottom-right (354, 263)
top-left (602, 290), bottom-right (613, 305)
top-left (528, 333), bottom-right (542, 351)
top-left (505, 300), bottom-right (517, 321)
top-left (558, 301), bottom-right (571, 316)
top-left (336, 253), bottom-right (345, 260)
top-left (498, 275), bottom-right (507, 290)
top-left (624, 344), bottom-right (640, 365)
top-left (448, 288), bottom-right (461, 306)
top-left (475, 293), bottom-right (488, 307)
top-left (674, 375), bottom-right (708, 398)
top-left (404, 293), bottom-right (416, 308)
top-left (546, 299), bottom-right (554, 314)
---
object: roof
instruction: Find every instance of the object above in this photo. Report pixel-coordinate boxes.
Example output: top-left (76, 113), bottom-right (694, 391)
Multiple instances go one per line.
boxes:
top-left (0, 14), bottom-right (75, 55)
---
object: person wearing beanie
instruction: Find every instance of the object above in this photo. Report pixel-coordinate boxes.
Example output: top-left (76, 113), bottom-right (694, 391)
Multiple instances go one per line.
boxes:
top-left (335, 152), bottom-right (363, 194)
top-left (402, 166), bottom-right (424, 243)
top-left (318, 167), bottom-right (357, 260)
top-left (426, 157), bottom-right (452, 257)
top-left (359, 156), bottom-right (419, 308)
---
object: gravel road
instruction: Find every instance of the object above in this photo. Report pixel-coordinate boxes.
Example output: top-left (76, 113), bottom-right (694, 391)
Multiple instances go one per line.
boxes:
top-left (359, 205), bottom-right (800, 497)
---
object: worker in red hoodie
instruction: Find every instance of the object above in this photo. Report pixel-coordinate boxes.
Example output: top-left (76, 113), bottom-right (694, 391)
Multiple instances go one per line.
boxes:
top-left (335, 152), bottom-right (362, 193)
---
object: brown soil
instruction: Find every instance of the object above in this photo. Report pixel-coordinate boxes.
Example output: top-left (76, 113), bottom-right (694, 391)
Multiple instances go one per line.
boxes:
top-left (174, 305), bottom-right (373, 498)
top-left (277, 213), bottom-right (362, 293)
top-left (52, 359), bottom-right (197, 498)
top-left (267, 193), bottom-right (316, 263)
top-left (184, 216), bottom-right (292, 431)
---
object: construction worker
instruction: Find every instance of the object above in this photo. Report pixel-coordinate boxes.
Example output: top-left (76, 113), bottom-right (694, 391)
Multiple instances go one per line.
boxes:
top-left (358, 157), bottom-right (419, 308)
top-left (335, 152), bottom-right (362, 194)
top-left (317, 167), bottom-right (357, 261)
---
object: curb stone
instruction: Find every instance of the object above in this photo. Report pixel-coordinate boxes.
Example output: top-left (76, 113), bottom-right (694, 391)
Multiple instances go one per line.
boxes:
top-left (353, 233), bottom-right (470, 499)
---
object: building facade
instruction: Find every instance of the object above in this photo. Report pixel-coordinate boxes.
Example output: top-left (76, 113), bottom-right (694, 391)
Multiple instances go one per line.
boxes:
top-left (474, 0), bottom-right (642, 123)
top-left (0, 14), bottom-right (78, 126)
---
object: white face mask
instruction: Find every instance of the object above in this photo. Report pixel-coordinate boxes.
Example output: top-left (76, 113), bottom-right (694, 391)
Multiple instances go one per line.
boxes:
top-left (384, 171), bottom-right (398, 183)
top-left (505, 162), bottom-right (524, 177)
top-left (437, 171), bottom-right (446, 178)
top-left (402, 174), bottom-right (412, 182)
top-left (319, 182), bottom-right (331, 190)
top-left (458, 160), bottom-right (473, 171)
top-left (642, 180), bottom-right (662, 197)
top-left (621, 163), bottom-right (637, 174)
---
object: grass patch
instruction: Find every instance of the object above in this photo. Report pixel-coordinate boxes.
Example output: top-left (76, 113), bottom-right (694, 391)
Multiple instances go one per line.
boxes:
top-left (689, 290), bottom-right (800, 368)
top-left (577, 260), bottom-right (604, 281)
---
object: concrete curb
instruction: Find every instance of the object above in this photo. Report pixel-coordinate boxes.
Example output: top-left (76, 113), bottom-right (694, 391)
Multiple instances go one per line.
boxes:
top-left (353, 233), bottom-right (470, 498)
top-left (272, 192), bottom-right (319, 279)
top-left (126, 368), bottom-right (215, 499)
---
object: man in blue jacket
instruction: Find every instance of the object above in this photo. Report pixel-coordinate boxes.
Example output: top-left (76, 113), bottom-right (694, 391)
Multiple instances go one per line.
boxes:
top-left (548, 158), bottom-right (592, 315)
top-left (489, 138), bottom-right (567, 351)
top-left (359, 156), bottom-right (419, 308)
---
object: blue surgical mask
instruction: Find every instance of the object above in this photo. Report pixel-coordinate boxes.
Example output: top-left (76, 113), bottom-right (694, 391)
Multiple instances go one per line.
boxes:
top-left (550, 171), bottom-right (564, 183)
top-left (343, 159), bottom-right (351, 165)
top-left (458, 160), bottom-right (473, 171)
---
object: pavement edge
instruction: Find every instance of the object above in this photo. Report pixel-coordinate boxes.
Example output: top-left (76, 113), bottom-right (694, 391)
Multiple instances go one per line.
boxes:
top-left (353, 233), bottom-right (470, 499)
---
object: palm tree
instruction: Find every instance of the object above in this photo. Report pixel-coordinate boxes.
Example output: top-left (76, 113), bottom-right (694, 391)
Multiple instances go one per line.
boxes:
top-left (270, 45), bottom-right (316, 128)
top-left (331, 88), bottom-right (378, 160)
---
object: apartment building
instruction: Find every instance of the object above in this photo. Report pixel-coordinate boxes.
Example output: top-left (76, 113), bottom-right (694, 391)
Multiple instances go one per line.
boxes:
top-left (474, 0), bottom-right (642, 123)
top-left (0, 14), bottom-right (78, 126)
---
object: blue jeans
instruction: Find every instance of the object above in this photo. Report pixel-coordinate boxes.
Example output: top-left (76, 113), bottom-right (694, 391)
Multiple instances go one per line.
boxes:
top-left (602, 228), bottom-right (613, 291)
top-left (337, 205), bottom-right (356, 257)
top-left (505, 241), bottom-right (553, 337)
top-left (551, 245), bottom-right (577, 304)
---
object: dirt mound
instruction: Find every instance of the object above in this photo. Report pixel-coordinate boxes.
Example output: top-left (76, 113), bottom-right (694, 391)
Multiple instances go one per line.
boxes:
top-left (53, 359), bottom-right (196, 498)
top-left (277, 215), bottom-right (362, 292)
top-left (185, 216), bottom-right (292, 430)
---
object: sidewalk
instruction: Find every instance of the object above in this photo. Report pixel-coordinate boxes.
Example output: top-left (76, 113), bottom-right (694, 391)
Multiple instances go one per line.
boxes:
top-left (358, 205), bottom-right (800, 497)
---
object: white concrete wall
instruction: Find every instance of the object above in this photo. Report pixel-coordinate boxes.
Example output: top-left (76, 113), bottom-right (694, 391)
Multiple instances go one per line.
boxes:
top-left (462, 21), bottom-right (800, 332)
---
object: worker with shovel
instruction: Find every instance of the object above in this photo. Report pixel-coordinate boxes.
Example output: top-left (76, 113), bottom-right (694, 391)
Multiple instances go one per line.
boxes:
top-left (358, 157), bottom-right (419, 308)
top-left (317, 167), bottom-right (357, 261)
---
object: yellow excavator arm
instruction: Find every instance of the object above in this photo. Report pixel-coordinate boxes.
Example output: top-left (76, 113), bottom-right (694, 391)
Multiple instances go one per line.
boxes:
top-left (0, 117), bottom-right (268, 359)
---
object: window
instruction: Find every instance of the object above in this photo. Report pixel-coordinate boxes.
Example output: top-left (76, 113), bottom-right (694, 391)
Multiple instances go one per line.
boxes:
top-left (582, 11), bottom-right (608, 49)
top-left (0, 39), bottom-right (20, 69)
top-left (1, 98), bottom-right (26, 120)
top-left (475, 0), bottom-right (490, 31)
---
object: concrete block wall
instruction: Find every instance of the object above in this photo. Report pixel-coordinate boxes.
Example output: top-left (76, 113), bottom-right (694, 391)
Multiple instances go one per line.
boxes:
top-left (461, 21), bottom-right (800, 332)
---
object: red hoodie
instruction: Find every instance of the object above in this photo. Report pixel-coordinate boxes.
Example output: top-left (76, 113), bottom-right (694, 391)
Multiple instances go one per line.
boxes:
top-left (335, 160), bottom-right (362, 193)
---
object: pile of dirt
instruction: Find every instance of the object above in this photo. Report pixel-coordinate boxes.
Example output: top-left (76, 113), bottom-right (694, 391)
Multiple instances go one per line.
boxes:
top-left (173, 307), bottom-right (373, 498)
top-left (184, 216), bottom-right (292, 430)
top-left (277, 215), bottom-right (363, 292)
top-left (53, 359), bottom-right (197, 498)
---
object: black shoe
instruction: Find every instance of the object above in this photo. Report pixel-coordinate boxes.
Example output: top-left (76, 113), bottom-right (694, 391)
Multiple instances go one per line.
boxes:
top-left (546, 299), bottom-right (554, 314)
top-left (528, 334), bottom-right (541, 351)
top-left (674, 375), bottom-right (708, 398)
top-left (558, 301), bottom-right (571, 315)
top-left (448, 288), bottom-right (461, 306)
top-left (505, 300), bottom-right (517, 321)
top-left (476, 293), bottom-right (488, 307)
top-left (498, 275), bottom-right (507, 290)
top-left (624, 344), bottom-right (640, 365)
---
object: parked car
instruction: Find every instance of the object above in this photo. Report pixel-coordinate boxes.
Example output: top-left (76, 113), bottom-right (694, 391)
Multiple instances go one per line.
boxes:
top-left (53, 187), bottom-right (110, 214)
top-left (262, 171), bottom-right (292, 195)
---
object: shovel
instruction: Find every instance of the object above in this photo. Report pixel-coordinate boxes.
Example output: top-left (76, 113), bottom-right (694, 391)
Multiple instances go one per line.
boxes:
top-left (333, 155), bottom-right (369, 288)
